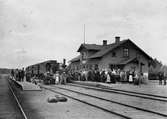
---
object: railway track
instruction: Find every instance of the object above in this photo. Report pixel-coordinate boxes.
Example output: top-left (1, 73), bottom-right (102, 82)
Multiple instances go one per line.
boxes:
top-left (0, 75), bottom-right (27, 119)
top-left (40, 84), bottom-right (167, 119)
top-left (68, 83), bottom-right (167, 102)
top-left (8, 79), bottom-right (28, 119)
top-left (41, 85), bottom-right (132, 119)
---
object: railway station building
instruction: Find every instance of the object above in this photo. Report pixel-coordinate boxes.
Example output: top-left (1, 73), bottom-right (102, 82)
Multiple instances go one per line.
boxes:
top-left (69, 37), bottom-right (153, 74)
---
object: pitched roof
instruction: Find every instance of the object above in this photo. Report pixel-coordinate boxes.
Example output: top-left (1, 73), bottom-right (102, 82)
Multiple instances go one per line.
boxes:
top-left (73, 39), bottom-right (152, 63)
top-left (88, 40), bottom-right (128, 59)
top-left (87, 39), bottom-right (152, 60)
top-left (77, 44), bottom-right (103, 52)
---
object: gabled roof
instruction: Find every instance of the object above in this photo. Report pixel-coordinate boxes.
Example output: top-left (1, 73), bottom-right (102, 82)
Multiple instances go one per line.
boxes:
top-left (88, 40), bottom-right (128, 59)
top-left (126, 39), bottom-right (152, 60)
top-left (77, 44), bottom-right (103, 52)
top-left (71, 39), bottom-right (152, 64)
top-left (88, 39), bottom-right (152, 60)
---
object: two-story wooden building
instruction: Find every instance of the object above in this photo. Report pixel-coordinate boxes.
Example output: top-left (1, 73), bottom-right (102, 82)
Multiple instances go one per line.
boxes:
top-left (69, 37), bottom-right (152, 73)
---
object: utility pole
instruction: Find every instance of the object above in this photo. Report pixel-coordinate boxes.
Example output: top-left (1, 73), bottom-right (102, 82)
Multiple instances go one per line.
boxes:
top-left (83, 24), bottom-right (86, 44)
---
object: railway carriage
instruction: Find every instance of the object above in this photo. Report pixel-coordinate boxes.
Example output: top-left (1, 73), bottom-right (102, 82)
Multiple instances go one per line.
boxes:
top-left (26, 60), bottom-right (60, 84)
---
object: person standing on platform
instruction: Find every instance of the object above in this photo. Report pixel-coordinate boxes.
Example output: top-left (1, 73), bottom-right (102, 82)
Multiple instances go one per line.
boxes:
top-left (11, 69), bottom-right (14, 79)
top-left (55, 71), bottom-right (60, 84)
top-left (159, 72), bottom-right (163, 85)
top-left (59, 72), bottom-right (66, 84)
top-left (60, 72), bottom-right (67, 84)
top-left (120, 70), bottom-right (124, 82)
top-left (134, 71), bottom-right (139, 85)
top-left (18, 69), bottom-right (22, 81)
top-left (163, 71), bottom-right (166, 85)
top-left (101, 70), bottom-right (106, 82)
top-left (15, 69), bottom-right (19, 81)
top-left (164, 76), bottom-right (166, 85)
top-left (21, 68), bottom-right (25, 82)
top-left (126, 70), bottom-right (130, 83)
top-left (106, 72), bottom-right (111, 83)
top-left (106, 68), bottom-right (113, 83)
top-left (129, 70), bottom-right (133, 84)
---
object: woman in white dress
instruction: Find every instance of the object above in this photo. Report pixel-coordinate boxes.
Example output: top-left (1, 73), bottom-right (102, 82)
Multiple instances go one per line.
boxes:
top-left (106, 73), bottom-right (111, 83)
top-left (54, 71), bottom-right (59, 84)
top-left (129, 72), bottom-right (133, 83)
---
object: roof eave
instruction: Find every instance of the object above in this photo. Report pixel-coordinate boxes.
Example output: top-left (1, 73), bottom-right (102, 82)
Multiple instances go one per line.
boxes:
top-left (77, 44), bottom-right (83, 52)
top-left (70, 60), bottom-right (80, 63)
top-left (128, 40), bottom-right (153, 60)
top-left (88, 56), bottom-right (102, 59)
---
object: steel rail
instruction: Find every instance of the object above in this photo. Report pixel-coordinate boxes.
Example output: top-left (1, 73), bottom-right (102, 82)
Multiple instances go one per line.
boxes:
top-left (51, 85), bottom-right (167, 118)
top-left (40, 85), bottom-right (132, 119)
top-left (8, 79), bottom-right (28, 119)
top-left (68, 83), bottom-right (167, 102)
top-left (71, 82), bottom-right (167, 99)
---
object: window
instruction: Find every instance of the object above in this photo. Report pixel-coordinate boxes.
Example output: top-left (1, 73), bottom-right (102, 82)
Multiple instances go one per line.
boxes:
top-left (123, 48), bottom-right (129, 57)
top-left (81, 52), bottom-right (87, 60)
top-left (112, 52), bottom-right (116, 57)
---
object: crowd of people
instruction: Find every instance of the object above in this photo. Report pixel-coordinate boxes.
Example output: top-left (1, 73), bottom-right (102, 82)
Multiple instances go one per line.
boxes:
top-left (11, 68), bottom-right (25, 82)
top-left (43, 71), bottom-right (68, 85)
top-left (69, 68), bottom-right (148, 85)
top-left (11, 67), bottom-right (69, 85)
top-left (10, 67), bottom-right (167, 86)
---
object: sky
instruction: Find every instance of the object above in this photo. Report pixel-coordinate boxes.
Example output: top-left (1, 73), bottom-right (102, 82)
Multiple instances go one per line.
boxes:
top-left (0, 0), bottom-right (167, 68)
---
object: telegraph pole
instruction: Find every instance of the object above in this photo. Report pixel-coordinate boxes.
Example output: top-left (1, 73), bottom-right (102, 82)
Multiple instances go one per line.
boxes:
top-left (83, 24), bottom-right (86, 44)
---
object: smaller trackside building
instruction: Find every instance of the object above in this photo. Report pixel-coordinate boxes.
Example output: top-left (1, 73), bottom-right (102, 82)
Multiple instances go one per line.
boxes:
top-left (69, 37), bottom-right (153, 74)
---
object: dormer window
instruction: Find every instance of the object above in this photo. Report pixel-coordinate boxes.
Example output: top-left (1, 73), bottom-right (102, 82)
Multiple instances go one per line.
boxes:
top-left (123, 48), bottom-right (129, 57)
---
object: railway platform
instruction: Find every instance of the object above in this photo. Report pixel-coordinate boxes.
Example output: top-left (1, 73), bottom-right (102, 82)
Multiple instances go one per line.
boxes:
top-left (0, 75), bottom-right (24, 119)
top-left (9, 77), bottom-right (41, 91)
top-left (71, 80), bottom-right (167, 97)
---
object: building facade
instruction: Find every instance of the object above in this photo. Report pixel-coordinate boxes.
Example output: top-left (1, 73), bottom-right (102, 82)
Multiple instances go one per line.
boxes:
top-left (69, 37), bottom-right (152, 74)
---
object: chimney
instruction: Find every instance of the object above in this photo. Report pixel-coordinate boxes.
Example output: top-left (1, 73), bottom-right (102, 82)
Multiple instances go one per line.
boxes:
top-left (63, 58), bottom-right (66, 65)
top-left (103, 40), bottom-right (107, 46)
top-left (115, 36), bottom-right (120, 44)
